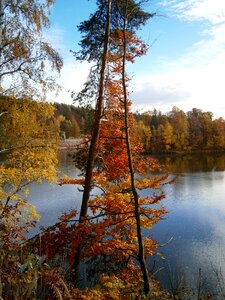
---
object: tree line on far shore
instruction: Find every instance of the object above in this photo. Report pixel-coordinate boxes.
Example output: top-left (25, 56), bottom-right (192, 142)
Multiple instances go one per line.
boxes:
top-left (55, 103), bottom-right (225, 153)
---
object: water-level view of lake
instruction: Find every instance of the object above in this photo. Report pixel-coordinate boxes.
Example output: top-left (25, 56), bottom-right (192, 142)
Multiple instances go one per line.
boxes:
top-left (28, 151), bottom-right (225, 295)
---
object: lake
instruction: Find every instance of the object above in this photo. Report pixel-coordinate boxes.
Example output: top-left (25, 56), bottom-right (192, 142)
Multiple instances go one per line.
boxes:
top-left (28, 151), bottom-right (225, 296)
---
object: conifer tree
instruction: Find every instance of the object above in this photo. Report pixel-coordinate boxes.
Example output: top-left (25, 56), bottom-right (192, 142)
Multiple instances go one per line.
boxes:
top-left (72, 0), bottom-right (154, 292)
top-left (72, 0), bottom-right (112, 284)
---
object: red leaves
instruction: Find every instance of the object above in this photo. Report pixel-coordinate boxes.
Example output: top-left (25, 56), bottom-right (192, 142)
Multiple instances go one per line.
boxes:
top-left (110, 30), bottom-right (148, 63)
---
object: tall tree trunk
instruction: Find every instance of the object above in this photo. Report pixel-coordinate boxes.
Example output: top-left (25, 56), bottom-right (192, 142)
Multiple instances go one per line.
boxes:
top-left (72, 0), bottom-right (112, 286)
top-left (121, 1), bottom-right (150, 295)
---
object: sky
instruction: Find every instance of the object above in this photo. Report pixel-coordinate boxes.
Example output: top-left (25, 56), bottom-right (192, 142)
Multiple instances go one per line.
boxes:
top-left (46, 0), bottom-right (225, 119)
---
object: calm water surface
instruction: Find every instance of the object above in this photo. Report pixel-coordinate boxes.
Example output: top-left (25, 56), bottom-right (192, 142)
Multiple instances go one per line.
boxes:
top-left (28, 152), bottom-right (225, 293)
top-left (147, 154), bottom-right (225, 293)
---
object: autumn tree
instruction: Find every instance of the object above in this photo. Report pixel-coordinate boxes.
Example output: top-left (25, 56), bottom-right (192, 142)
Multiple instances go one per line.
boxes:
top-left (168, 107), bottom-right (189, 151)
top-left (200, 111), bottom-right (214, 149)
top-left (60, 117), bottom-right (80, 138)
top-left (0, 0), bottom-right (62, 98)
top-left (163, 121), bottom-right (174, 151)
top-left (134, 107), bottom-right (225, 153)
top-left (21, 1), bottom-right (174, 296)
top-left (68, 0), bottom-right (163, 295)
top-left (152, 124), bottom-right (165, 152)
top-left (0, 96), bottom-right (60, 298)
top-left (187, 108), bottom-right (204, 150)
top-left (54, 102), bottom-right (95, 136)
top-left (72, 0), bottom-right (131, 285)
top-left (34, 61), bottom-right (168, 299)
top-left (187, 109), bottom-right (221, 151)
top-left (70, 0), bottom-right (112, 284)
top-left (115, 0), bottom-right (155, 293)
top-left (134, 119), bottom-right (152, 152)
top-left (0, 0), bottom-right (63, 289)
top-left (213, 118), bottom-right (225, 150)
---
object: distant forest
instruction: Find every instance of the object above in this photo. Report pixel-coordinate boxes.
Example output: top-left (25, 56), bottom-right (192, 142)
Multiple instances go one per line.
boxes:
top-left (54, 103), bottom-right (225, 153)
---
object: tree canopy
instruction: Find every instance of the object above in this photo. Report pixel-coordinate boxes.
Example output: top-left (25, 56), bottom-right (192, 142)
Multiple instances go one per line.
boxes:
top-left (0, 0), bottom-right (63, 98)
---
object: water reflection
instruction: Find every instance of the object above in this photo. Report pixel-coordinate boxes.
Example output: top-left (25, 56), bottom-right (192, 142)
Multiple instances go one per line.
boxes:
top-left (155, 153), bottom-right (225, 173)
top-left (27, 151), bottom-right (225, 294)
top-left (145, 155), bottom-right (225, 294)
top-left (28, 151), bottom-right (83, 234)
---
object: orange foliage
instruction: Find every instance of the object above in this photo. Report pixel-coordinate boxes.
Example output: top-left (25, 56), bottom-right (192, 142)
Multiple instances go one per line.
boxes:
top-left (29, 28), bottom-right (171, 293)
top-left (59, 178), bottom-right (85, 186)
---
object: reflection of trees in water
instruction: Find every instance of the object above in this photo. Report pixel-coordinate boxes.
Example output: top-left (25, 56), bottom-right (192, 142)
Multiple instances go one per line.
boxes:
top-left (154, 153), bottom-right (225, 173)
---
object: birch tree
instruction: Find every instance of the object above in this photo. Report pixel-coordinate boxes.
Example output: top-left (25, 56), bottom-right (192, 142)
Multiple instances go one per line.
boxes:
top-left (0, 0), bottom-right (62, 98)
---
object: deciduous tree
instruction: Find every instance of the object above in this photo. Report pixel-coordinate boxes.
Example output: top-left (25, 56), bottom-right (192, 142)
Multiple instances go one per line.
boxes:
top-left (0, 95), bottom-right (60, 297)
top-left (0, 0), bottom-right (62, 98)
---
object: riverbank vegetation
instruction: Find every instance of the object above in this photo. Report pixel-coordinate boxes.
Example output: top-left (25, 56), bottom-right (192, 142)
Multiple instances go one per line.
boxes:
top-left (55, 102), bottom-right (225, 153)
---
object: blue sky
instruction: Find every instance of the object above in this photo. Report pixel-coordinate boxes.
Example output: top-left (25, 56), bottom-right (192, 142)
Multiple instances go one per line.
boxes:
top-left (46, 0), bottom-right (225, 119)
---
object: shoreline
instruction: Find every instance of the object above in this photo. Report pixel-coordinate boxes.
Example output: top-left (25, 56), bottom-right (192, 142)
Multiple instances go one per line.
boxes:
top-left (59, 138), bottom-right (83, 150)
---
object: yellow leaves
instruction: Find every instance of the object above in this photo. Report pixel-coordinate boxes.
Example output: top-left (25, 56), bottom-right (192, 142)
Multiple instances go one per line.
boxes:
top-left (13, 199), bottom-right (41, 222)
top-left (0, 96), bottom-right (59, 266)
top-left (0, 188), bottom-right (5, 201)
top-left (0, 97), bottom-right (59, 179)
top-left (100, 274), bottom-right (126, 291)
top-left (24, 203), bottom-right (41, 221)
top-left (79, 286), bottom-right (105, 300)
top-left (12, 40), bottom-right (29, 59)
top-left (135, 174), bottom-right (169, 190)
top-left (93, 173), bottom-right (110, 188)
top-left (1, 0), bottom-right (63, 97)
top-left (1, 97), bottom-right (57, 147)
top-left (134, 120), bottom-right (152, 151)
top-left (10, 194), bottom-right (19, 201)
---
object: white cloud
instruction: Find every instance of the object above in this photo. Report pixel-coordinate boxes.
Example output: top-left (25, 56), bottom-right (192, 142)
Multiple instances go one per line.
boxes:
top-left (47, 59), bottom-right (91, 104)
top-left (132, 53), bottom-right (225, 117)
top-left (161, 0), bottom-right (225, 24)
top-left (131, 0), bottom-right (225, 118)
top-left (45, 0), bottom-right (225, 118)
top-left (43, 26), bottom-right (68, 56)
top-left (44, 26), bottom-right (91, 105)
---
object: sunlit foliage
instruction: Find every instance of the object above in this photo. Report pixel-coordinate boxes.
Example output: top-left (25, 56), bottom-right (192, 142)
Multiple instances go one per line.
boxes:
top-left (0, 96), bottom-right (59, 298)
